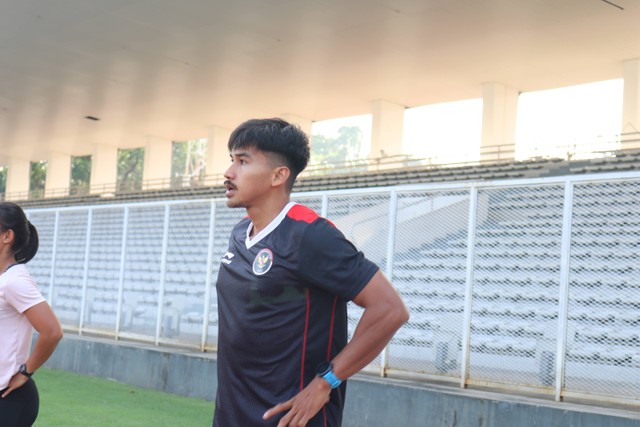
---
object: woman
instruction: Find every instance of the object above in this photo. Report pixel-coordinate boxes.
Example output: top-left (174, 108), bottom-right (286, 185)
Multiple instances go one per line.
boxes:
top-left (0, 202), bottom-right (63, 427)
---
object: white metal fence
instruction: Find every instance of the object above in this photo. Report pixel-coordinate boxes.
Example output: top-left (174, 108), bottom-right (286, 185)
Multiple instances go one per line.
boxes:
top-left (25, 171), bottom-right (640, 407)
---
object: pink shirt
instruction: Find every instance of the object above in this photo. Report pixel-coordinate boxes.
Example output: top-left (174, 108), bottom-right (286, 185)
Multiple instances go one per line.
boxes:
top-left (0, 264), bottom-right (45, 389)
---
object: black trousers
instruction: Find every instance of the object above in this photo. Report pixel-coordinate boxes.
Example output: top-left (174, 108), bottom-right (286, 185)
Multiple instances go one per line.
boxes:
top-left (0, 378), bottom-right (39, 427)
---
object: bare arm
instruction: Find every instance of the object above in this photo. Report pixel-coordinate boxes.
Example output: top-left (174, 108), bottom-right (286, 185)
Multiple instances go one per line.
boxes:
top-left (1, 301), bottom-right (63, 398)
top-left (264, 270), bottom-right (409, 426)
top-left (331, 270), bottom-right (410, 379)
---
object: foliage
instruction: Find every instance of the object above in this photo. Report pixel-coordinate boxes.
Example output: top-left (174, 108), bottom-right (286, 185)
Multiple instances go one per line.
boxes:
top-left (171, 139), bottom-right (207, 188)
top-left (311, 126), bottom-right (363, 166)
top-left (0, 166), bottom-right (6, 194)
top-left (117, 148), bottom-right (144, 192)
top-left (29, 161), bottom-right (47, 198)
top-left (70, 155), bottom-right (91, 195)
top-left (36, 368), bottom-right (213, 427)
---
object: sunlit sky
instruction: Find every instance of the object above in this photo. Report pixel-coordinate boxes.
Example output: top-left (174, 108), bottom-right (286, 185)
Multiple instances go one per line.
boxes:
top-left (311, 79), bottom-right (624, 163)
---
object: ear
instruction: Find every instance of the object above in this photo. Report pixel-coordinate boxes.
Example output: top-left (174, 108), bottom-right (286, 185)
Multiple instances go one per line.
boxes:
top-left (271, 166), bottom-right (291, 188)
top-left (2, 229), bottom-right (14, 244)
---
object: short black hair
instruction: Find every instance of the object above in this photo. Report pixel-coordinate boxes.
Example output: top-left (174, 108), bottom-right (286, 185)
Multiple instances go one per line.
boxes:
top-left (228, 118), bottom-right (310, 189)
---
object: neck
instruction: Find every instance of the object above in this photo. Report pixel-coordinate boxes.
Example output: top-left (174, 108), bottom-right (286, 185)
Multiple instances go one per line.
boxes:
top-left (247, 197), bottom-right (290, 237)
top-left (1, 258), bottom-right (18, 274)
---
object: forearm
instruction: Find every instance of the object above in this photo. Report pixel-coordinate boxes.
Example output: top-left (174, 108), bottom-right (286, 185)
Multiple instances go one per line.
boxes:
top-left (332, 297), bottom-right (408, 380)
top-left (23, 302), bottom-right (64, 374)
top-left (25, 331), bottom-right (62, 373)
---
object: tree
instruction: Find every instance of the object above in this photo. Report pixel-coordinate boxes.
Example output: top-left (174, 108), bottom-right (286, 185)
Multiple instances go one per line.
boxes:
top-left (171, 139), bottom-right (207, 188)
top-left (117, 148), bottom-right (144, 192)
top-left (0, 166), bottom-right (6, 195)
top-left (70, 155), bottom-right (92, 195)
top-left (311, 126), bottom-right (363, 165)
top-left (29, 161), bottom-right (47, 198)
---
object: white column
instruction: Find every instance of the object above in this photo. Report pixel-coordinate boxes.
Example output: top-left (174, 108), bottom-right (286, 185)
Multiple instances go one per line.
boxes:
top-left (622, 59), bottom-right (640, 148)
top-left (280, 114), bottom-right (313, 138)
top-left (90, 144), bottom-right (118, 194)
top-left (371, 100), bottom-right (405, 160)
top-left (206, 126), bottom-right (231, 182)
top-left (6, 158), bottom-right (30, 200)
top-left (44, 151), bottom-right (71, 198)
top-left (143, 136), bottom-right (172, 190)
top-left (481, 83), bottom-right (519, 162)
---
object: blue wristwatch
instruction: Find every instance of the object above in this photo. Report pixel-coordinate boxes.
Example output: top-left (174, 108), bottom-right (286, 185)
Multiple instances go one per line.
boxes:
top-left (316, 361), bottom-right (342, 389)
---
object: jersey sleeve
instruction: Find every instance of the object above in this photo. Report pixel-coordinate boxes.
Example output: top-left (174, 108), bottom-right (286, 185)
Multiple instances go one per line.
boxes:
top-left (4, 273), bottom-right (45, 313)
top-left (297, 218), bottom-right (379, 301)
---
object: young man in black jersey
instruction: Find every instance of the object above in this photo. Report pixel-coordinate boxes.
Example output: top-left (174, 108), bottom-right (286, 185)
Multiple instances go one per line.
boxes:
top-left (213, 118), bottom-right (409, 427)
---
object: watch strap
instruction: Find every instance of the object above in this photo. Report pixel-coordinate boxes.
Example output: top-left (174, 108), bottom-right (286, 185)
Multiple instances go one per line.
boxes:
top-left (320, 367), bottom-right (342, 389)
top-left (19, 363), bottom-right (33, 377)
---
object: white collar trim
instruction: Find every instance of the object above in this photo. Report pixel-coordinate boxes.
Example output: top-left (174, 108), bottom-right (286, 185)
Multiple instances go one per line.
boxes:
top-left (245, 202), bottom-right (296, 249)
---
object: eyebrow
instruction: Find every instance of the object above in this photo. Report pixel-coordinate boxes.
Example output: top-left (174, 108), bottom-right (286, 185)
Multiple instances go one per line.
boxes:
top-left (229, 151), bottom-right (252, 159)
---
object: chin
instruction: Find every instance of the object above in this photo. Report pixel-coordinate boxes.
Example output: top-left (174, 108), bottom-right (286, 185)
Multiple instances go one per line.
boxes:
top-left (226, 199), bottom-right (244, 208)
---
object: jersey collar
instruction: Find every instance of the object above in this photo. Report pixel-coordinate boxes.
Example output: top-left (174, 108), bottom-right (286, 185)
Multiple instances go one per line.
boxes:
top-left (245, 202), bottom-right (296, 249)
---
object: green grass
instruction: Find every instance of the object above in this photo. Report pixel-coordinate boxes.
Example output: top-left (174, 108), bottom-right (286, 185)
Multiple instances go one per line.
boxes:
top-left (34, 368), bottom-right (214, 426)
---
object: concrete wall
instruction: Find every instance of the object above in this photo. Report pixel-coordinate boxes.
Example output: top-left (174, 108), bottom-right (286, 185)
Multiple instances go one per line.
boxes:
top-left (43, 335), bottom-right (640, 427)
top-left (44, 335), bottom-right (217, 400)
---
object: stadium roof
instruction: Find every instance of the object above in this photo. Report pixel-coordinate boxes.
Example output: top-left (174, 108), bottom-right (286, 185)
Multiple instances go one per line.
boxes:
top-left (1, 0), bottom-right (639, 162)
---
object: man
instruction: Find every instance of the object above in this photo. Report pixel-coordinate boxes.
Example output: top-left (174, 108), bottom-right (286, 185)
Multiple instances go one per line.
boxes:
top-left (213, 118), bottom-right (409, 426)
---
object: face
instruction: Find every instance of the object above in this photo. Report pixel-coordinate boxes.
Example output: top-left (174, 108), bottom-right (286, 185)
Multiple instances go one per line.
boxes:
top-left (223, 146), bottom-right (277, 208)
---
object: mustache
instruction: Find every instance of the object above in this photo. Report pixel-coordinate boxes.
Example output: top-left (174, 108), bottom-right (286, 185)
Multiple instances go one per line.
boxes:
top-left (223, 180), bottom-right (237, 190)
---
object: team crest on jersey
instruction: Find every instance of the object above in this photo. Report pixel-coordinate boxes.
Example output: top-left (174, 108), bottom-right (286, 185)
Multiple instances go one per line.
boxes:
top-left (253, 248), bottom-right (273, 275)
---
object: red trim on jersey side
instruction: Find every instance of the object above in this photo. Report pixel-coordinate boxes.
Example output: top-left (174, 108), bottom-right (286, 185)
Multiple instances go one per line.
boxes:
top-left (326, 296), bottom-right (338, 359)
top-left (320, 297), bottom-right (338, 427)
top-left (300, 289), bottom-right (311, 391)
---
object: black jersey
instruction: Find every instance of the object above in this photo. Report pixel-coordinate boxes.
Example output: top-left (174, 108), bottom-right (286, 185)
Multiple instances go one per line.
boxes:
top-left (213, 202), bottom-right (378, 427)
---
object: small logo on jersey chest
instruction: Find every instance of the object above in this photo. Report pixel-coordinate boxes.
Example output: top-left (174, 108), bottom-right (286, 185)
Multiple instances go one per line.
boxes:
top-left (221, 251), bottom-right (234, 265)
top-left (252, 248), bottom-right (273, 275)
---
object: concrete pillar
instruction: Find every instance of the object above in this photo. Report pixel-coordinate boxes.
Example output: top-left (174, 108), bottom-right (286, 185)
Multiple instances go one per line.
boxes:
top-left (481, 83), bottom-right (519, 162)
top-left (6, 158), bottom-right (30, 200)
top-left (280, 114), bottom-right (313, 138)
top-left (371, 100), bottom-right (405, 160)
top-left (206, 126), bottom-right (232, 183)
top-left (90, 144), bottom-right (118, 194)
top-left (622, 59), bottom-right (640, 149)
top-left (44, 151), bottom-right (71, 198)
top-left (143, 136), bottom-right (172, 190)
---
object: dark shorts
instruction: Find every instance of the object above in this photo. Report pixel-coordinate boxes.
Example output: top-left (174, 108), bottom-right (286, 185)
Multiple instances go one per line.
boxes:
top-left (0, 378), bottom-right (40, 427)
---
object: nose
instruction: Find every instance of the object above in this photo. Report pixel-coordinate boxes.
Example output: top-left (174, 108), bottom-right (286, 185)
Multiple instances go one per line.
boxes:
top-left (224, 163), bottom-right (234, 179)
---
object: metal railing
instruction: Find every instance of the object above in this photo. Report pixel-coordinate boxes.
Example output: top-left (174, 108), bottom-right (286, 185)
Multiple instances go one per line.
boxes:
top-left (4, 133), bottom-right (640, 202)
top-left (24, 169), bottom-right (640, 408)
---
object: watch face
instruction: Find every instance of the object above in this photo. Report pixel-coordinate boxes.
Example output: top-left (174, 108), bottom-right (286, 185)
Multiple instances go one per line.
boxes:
top-left (316, 361), bottom-right (331, 376)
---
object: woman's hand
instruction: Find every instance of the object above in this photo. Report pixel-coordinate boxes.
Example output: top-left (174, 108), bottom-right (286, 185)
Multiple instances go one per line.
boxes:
top-left (1, 371), bottom-right (29, 398)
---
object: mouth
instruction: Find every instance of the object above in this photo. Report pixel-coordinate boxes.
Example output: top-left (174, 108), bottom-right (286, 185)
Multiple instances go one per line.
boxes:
top-left (224, 180), bottom-right (237, 197)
